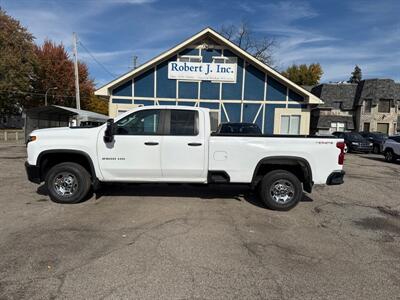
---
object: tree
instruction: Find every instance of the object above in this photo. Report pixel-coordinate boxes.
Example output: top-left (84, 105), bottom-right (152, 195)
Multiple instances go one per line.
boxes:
top-left (81, 95), bottom-right (108, 115)
top-left (220, 21), bottom-right (275, 65)
top-left (0, 8), bottom-right (37, 114)
top-left (33, 40), bottom-right (95, 108)
top-left (281, 63), bottom-right (323, 85)
top-left (348, 65), bottom-right (362, 83)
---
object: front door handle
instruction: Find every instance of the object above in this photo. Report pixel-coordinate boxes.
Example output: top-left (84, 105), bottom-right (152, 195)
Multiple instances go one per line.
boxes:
top-left (144, 142), bottom-right (159, 146)
top-left (188, 142), bottom-right (202, 146)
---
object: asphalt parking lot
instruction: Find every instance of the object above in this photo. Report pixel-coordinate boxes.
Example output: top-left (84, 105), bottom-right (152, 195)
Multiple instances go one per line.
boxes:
top-left (0, 144), bottom-right (399, 299)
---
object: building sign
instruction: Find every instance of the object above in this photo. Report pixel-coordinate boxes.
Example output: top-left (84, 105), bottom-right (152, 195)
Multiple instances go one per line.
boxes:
top-left (168, 62), bottom-right (237, 82)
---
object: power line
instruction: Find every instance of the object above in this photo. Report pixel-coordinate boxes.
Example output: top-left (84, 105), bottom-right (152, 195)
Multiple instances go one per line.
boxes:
top-left (78, 41), bottom-right (116, 78)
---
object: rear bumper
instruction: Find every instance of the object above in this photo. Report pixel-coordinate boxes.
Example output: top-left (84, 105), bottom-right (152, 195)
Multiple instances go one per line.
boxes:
top-left (25, 161), bottom-right (41, 184)
top-left (326, 170), bottom-right (345, 185)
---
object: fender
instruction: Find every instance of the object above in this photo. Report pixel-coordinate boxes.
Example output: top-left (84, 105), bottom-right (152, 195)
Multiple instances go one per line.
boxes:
top-left (37, 149), bottom-right (98, 183)
top-left (251, 156), bottom-right (313, 193)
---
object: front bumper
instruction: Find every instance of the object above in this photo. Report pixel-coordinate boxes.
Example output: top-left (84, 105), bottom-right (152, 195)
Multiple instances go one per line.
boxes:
top-left (348, 144), bottom-right (373, 153)
top-left (326, 170), bottom-right (345, 185)
top-left (25, 162), bottom-right (41, 184)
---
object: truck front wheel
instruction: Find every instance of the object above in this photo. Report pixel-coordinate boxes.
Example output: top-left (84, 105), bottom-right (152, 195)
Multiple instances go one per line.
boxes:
top-left (259, 170), bottom-right (302, 211)
top-left (45, 162), bottom-right (92, 204)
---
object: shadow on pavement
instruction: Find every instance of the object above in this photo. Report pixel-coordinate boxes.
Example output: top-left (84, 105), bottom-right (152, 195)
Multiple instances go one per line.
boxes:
top-left (37, 182), bottom-right (313, 209)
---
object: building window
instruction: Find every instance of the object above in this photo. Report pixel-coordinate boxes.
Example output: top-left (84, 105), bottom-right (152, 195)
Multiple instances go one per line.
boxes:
top-left (378, 99), bottom-right (391, 113)
top-left (209, 111), bottom-right (219, 132)
top-left (330, 122), bottom-right (345, 132)
top-left (178, 55), bottom-right (202, 63)
top-left (364, 99), bottom-right (372, 113)
top-left (280, 115), bottom-right (301, 135)
top-left (377, 123), bottom-right (389, 134)
top-left (363, 122), bottom-right (370, 132)
top-left (212, 56), bottom-right (237, 64)
top-left (332, 102), bottom-right (341, 109)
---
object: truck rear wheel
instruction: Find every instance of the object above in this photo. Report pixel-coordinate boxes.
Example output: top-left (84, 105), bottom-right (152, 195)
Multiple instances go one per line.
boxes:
top-left (259, 170), bottom-right (302, 211)
top-left (45, 162), bottom-right (91, 204)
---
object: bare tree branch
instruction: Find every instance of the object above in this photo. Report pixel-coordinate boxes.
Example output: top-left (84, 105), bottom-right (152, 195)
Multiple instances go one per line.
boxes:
top-left (219, 21), bottom-right (276, 65)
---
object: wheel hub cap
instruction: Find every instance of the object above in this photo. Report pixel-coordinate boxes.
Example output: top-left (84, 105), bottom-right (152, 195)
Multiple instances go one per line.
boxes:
top-left (53, 172), bottom-right (78, 197)
top-left (270, 180), bottom-right (294, 203)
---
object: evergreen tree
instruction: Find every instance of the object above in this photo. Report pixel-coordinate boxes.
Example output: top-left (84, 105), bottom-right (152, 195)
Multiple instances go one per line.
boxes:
top-left (348, 65), bottom-right (362, 83)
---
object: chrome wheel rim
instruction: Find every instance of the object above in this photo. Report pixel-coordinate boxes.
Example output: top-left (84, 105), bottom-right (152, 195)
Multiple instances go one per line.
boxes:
top-left (270, 180), bottom-right (295, 204)
top-left (53, 172), bottom-right (78, 197)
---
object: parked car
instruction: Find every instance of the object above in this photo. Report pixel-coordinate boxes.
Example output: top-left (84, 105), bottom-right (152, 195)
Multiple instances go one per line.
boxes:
top-left (332, 131), bottom-right (373, 153)
top-left (216, 122), bottom-right (262, 135)
top-left (383, 135), bottom-right (400, 162)
top-left (359, 131), bottom-right (388, 154)
top-left (25, 106), bottom-right (345, 211)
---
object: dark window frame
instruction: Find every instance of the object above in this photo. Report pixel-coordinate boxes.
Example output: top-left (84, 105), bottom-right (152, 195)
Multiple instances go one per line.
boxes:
top-left (115, 109), bottom-right (164, 136)
top-left (164, 109), bottom-right (199, 136)
top-left (378, 99), bottom-right (391, 113)
top-left (364, 99), bottom-right (372, 113)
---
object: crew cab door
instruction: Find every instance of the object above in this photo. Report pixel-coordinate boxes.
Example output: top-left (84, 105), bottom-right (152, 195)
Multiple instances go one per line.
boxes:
top-left (161, 109), bottom-right (207, 181)
top-left (97, 109), bottom-right (163, 181)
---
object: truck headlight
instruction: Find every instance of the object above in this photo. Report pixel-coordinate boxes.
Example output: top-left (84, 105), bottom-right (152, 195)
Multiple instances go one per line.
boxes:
top-left (27, 136), bottom-right (37, 143)
top-left (351, 142), bottom-right (359, 145)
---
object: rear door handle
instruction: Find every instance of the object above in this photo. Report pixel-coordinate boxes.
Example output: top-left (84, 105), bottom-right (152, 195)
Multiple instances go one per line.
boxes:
top-left (144, 142), bottom-right (159, 146)
top-left (188, 142), bottom-right (202, 146)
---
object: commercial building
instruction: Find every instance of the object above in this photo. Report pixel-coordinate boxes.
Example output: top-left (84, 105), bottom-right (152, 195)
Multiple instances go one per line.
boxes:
top-left (310, 79), bottom-right (400, 135)
top-left (95, 28), bottom-right (322, 134)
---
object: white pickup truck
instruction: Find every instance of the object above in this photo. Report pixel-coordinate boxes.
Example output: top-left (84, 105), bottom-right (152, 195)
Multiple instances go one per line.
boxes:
top-left (25, 106), bottom-right (345, 210)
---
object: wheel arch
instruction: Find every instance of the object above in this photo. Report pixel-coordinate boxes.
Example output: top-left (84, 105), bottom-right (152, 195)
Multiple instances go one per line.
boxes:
top-left (251, 156), bottom-right (313, 193)
top-left (37, 149), bottom-right (97, 182)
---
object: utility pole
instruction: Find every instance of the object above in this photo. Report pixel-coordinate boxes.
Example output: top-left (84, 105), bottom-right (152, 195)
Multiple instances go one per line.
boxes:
top-left (72, 32), bottom-right (81, 110)
top-left (133, 55), bottom-right (138, 69)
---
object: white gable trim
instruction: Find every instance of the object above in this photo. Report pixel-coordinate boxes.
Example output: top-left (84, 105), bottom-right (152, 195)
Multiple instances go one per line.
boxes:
top-left (95, 27), bottom-right (322, 104)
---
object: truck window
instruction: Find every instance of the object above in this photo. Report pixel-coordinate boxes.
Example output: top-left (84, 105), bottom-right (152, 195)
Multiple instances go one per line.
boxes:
top-left (169, 110), bottom-right (198, 136)
top-left (116, 109), bottom-right (161, 135)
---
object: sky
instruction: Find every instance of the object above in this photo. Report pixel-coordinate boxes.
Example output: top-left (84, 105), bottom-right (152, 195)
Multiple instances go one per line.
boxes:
top-left (1, 0), bottom-right (399, 87)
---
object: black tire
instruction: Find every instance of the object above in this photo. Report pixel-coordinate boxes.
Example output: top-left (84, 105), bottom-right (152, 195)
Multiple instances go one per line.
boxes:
top-left (373, 144), bottom-right (380, 154)
top-left (45, 162), bottom-right (92, 204)
top-left (384, 149), bottom-right (396, 163)
top-left (259, 170), bottom-right (303, 211)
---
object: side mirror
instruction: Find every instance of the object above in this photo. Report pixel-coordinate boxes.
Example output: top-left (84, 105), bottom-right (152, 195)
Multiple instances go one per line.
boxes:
top-left (104, 119), bottom-right (116, 143)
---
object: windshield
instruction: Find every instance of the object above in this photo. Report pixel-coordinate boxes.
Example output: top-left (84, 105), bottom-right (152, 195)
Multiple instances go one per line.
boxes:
top-left (345, 132), bottom-right (364, 141)
top-left (372, 133), bottom-right (388, 139)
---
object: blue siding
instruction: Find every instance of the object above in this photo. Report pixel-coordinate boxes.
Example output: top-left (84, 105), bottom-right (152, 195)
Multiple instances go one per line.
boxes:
top-left (223, 103), bottom-right (241, 122)
top-left (112, 80), bottom-right (132, 97)
top-left (289, 89), bottom-right (304, 102)
top-left (178, 101), bottom-right (196, 106)
top-left (157, 56), bottom-right (177, 98)
top-left (158, 100), bottom-right (176, 106)
top-left (134, 68), bottom-right (154, 97)
top-left (288, 104), bottom-right (307, 109)
top-left (264, 104), bottom-right (286, 134)
top-left (179, 81), bottom-right (198, 99)
top-left (267, 76), bottom-right (286, 101)
top-left (199, 102), bottom-right (219, 109)
top-left (222, 56), bottom-right (243, 100)
top-left (112, 98), bottom-right (132, 104)
top-left (134, 99), bottom-right (154, 106)
top-left (179, 48), bottom-right (199, 56)
top-left (255, 107), bottom-right (263, 131)
top-left (242, 103), bottom-right (261, 123)
top-left (244, 64), bottom-right (265, 100)
top-left (202, 49), bottom-right (222, 63)
top-left (200, 81), bottom-right (219, 100)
